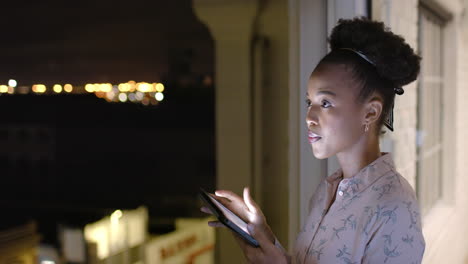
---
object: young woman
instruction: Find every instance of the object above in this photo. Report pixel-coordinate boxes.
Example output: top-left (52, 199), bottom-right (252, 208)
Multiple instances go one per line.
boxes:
top-left (202, 17), bottom-right (425, 264)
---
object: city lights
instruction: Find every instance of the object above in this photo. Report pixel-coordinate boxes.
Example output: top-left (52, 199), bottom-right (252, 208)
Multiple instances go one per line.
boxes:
top-left (118, 83), bottom-right (130, 92)
top-left (137, 82), bottom-right (152, 92)
top-left (135, 91), bottom-right (144, 100)
top-left (106, 91), bottom-right (115, 101)
top-left (32, 84), bottom-right (46, 93)
top-left (118, 93), bottom-right (128, 102)
top-left (100, 83), bottom-right (112, 92)
top-left (156, 83), bottom-right (164, 92)
top-left (0, 80), bottom-right (166, 106)
top-left (64, 84), bottom-right (73, 93)
top-left (128, 80), bottom-right (136, 92)
top-left (85, 84), bottom-right (95, 93)
top-left (8, 79), bottom-right (17, 87)
top-left (0, 85), bottom-right (8, 93)
top-left (155, 92), bottom-right (164, 101)
top-left (53, 84), bottom-right (62, 93)
top-left (128, 93), bottom-right (136, 102)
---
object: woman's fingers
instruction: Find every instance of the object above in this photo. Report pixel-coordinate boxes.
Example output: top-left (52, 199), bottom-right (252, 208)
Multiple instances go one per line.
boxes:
top-left (215, 190), bottom-right (245, 205)
top-left (214, 190), bottom-right (251, 220)
top-left (208, 221), bottom-right (225, 228)
top-left (243, 187), bottom-right (259, 215)
top-left (200, 206), bottom-right (212, 215)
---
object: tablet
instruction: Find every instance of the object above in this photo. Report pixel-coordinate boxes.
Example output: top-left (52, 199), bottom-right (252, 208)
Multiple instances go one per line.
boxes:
top-left (199, 188), bottom-right (259, 247)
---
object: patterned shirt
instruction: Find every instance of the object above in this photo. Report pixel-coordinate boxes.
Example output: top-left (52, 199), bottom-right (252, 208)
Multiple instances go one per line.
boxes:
top-left (290, 153), bottom-right (425, 264)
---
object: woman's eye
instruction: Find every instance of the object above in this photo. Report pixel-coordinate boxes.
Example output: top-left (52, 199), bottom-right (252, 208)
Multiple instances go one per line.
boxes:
top-left (321, 100), bottom-right (331, 108)
top-left (305, 99), bottom-right (312, 107)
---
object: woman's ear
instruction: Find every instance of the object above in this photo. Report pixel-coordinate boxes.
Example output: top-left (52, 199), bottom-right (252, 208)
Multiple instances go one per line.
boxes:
top-left (364, 96), bottom-right (383, 125)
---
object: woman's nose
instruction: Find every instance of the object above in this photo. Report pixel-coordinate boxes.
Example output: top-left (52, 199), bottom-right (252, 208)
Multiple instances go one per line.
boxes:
top-left (306, 108), bottom-right (318, 127)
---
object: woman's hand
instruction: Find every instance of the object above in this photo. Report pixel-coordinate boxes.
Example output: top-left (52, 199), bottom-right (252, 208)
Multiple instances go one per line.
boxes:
top-left (200, 187), bottom-right (288, 264)
top-left (235, 223), bottom-right (289, 264)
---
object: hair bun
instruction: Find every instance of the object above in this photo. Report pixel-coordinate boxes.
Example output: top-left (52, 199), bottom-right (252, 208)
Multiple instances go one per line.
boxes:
top-left (329, 17), bottom-right (421, 88)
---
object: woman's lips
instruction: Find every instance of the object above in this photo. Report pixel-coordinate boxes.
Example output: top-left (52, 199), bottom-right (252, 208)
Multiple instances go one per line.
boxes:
top-left (308, 131), bottom-right (322, 143)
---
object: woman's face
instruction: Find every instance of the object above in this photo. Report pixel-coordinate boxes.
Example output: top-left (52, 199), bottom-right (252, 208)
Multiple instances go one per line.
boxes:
top-left (306, 63), bottom-right (367, 159)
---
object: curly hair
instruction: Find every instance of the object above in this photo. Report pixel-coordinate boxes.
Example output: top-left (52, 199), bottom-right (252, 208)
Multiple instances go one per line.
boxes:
top-left (316, 17), bottom-right (421, 132)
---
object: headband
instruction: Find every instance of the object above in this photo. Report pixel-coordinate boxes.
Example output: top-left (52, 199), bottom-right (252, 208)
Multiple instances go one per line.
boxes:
top-left (339, 48), bottom-right (401, 132)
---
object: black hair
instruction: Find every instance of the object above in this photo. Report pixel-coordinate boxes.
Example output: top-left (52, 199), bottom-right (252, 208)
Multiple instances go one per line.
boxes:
top-left (316, 17), bottom-right (421, 132)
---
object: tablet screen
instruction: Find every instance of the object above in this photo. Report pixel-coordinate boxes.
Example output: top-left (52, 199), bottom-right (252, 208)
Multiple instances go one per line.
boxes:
top-left (207, 193), bottom-right (250, 234)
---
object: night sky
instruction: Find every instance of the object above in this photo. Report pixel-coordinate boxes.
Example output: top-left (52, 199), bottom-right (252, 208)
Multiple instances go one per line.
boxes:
top-left (0, 0), bottom-right (215, 245)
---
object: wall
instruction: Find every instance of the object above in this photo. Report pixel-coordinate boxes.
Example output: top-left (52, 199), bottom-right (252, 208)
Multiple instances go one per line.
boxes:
top-left (373, 0), bottom-right (468, 263)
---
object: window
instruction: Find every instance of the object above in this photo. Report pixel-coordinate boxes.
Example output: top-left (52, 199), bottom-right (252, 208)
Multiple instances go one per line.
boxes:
top-left (416, 5), bottom-right (446, 216)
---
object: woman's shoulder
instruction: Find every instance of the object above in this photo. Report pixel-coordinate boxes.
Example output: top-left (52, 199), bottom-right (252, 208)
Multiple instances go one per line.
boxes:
top-left (363, 170), bottom-right (423, 229)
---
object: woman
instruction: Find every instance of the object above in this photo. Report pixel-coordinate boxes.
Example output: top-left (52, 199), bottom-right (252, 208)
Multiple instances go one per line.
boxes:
top-left (202, 17), bottom-right (425, 263)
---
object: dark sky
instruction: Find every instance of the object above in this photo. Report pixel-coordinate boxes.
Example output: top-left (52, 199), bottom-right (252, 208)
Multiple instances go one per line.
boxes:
top-left (0, 0), bottom-right (215, 244)
top-left (0, 0), bottom-right (213, 85)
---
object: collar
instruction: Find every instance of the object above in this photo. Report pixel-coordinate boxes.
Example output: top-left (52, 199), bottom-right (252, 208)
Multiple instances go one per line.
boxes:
top-left (326, 152), bottom-right (396, 198)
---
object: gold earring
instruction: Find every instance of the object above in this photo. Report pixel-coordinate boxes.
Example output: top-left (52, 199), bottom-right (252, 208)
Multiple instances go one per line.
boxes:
top-left (365, 123), bottom-right (369, 132)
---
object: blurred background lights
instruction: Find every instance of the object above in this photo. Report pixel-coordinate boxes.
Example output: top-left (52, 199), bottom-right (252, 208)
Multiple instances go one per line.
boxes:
top-left (0, 85), bottom-right (8, 93)
top-left (128, 80), bottom-right (136, 92)
top-left (101, 83), bottom-right (112, 92)
top-left (85, 84), bottom-right (95, 93)
top-left (118, 93), bottom-right (127, 102)
top-left (118, 83), bottom-right (130, 92)
top-left (137, 82), bottom-right (151, 92)
top-left (106, 91), bottom-right (115, 101)
top-left (8, 79), bottom-right (17, 87)
top-left (41, 261), bottom-right (56, 264)
top-left (53, 84), bottom-right (62, 93)
top-left (135, 91), bottom-right (144, 100)
top-left (33, 84), bottom-right (46, 93)
top-left (128, 93), bottom-right (136, 102)
top-left (64, 84), bottom-right (73, 92)
top-left (0, 80), bottom-right (165, 106)
top-left (155, 83), bottom-right (164, 92)
top-left (155, 92), bottom-right (164, 101)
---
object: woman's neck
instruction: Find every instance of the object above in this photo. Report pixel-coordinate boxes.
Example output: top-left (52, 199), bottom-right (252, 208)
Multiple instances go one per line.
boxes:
top-left (336, 134), bottom-right (381, 179)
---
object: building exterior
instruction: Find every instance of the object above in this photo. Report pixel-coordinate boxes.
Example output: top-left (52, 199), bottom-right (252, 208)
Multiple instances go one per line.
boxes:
top-left (84, 207), bottom-right (215, 264)
top-left (0, 222), bottom-right (41, 264)
top-left (193, 0), bottom-right (468, 263)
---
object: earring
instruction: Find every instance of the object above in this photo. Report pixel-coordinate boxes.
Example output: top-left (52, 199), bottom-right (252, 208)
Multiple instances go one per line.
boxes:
top-left (365, 123), bottom-right (369, 132)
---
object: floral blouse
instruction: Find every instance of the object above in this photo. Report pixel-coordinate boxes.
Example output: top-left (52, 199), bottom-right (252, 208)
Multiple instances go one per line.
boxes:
top-left (284, 153), bottom-right (425, 263)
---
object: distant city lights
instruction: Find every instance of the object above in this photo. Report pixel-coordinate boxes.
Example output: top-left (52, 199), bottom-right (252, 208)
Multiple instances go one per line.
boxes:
top-left (156, 83), bottom-right (164, 92)
top-left (32, 84), bottom-right (46, 93)
top-left (0, 80), bottom-right (165, 106)
top-left (64, 84), bottom-right (73, 92)
top-left (0, 85), bottom-right (8, 93)
top-left (8, 79), bottom-right (17, 87)
top-left (118, 93), bottom-right (128, 102)
top-left (53, 84), bottom-right (62, 93)
top-left (128, 93), bottom-right (136, 102)
top-left (155, 92), bottom-right (164, 101)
